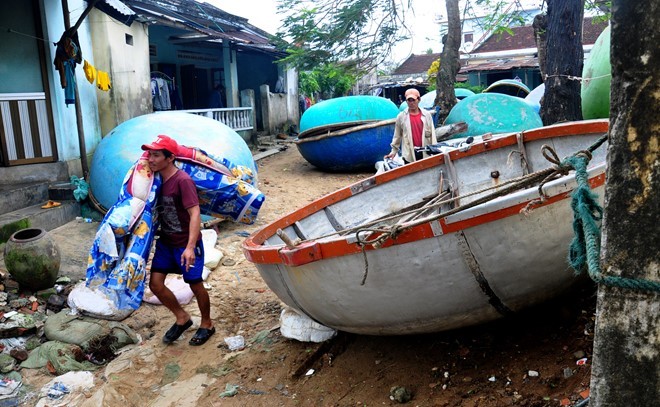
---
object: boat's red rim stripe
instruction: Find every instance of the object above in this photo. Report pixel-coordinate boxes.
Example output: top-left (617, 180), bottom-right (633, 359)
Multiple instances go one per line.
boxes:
top-left (243, 172), bottom-right (605, 266)
top-left (243, 120), bottom-right (609, 266)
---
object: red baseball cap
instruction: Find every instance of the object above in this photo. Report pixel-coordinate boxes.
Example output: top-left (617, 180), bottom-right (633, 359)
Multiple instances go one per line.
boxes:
top-left (141, 134), bottom-right (179, 155)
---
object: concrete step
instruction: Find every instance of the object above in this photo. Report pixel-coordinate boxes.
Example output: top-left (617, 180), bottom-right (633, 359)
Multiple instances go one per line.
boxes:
top-left (0, 200), bottom-right (80, 243)
top-left (48, 181), bottom-right (77, 201)
top-left (0, 183), bottom-right (50, 217)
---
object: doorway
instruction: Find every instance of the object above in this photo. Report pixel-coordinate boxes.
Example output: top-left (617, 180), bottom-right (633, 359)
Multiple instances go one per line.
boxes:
top-left (181, 65), bottom-right (209, 109)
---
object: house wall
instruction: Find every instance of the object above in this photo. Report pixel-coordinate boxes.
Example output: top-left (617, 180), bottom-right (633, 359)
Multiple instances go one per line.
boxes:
top-left (41, 0), bottom-right (102, 169)
top-left (466, 68), bottom-right (542, 90)
top-left (148, 25), bottom-right (222, 69)
top-left (0, 5), bottom-right (43, 93)
top-left (237, 51), bottom-right (279, 129)
top-left (147, 25), bottom-right (284, 129)
top-left (88, 9), bottom-right (151, 137)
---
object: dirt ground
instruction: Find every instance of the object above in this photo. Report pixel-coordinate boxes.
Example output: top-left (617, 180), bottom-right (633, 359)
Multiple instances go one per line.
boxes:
top-left (21, 143), bottom-right (596, 406)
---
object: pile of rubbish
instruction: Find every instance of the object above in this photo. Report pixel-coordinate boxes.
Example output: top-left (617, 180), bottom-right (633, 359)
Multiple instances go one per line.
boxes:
top-left (0, 267), bottom-right (142, 405)
top-left (0, 225), bottom-right (228, 404)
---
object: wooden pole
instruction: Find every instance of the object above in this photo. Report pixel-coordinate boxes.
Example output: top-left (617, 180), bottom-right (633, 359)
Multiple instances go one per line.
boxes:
top-left (61, 0), bottom-right (99, 179)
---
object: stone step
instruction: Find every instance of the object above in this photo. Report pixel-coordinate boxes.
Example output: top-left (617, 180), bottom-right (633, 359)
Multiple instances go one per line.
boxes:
top-left (0, 183), bottom-right (49, 217)
top-left (0, 200), bottom-right (80, 243)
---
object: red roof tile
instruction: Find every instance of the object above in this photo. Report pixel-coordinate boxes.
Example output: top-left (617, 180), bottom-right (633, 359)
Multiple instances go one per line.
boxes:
top-left (392, 53), bottom-right (442, 76)
top-left (473, 16), bottom-right (608, 53)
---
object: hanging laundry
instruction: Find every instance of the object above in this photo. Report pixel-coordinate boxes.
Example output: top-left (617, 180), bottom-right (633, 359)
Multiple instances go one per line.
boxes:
top-left (63, 60), bottom-right (76, 106)
top-left (53, 30), bottom-right (82, 90)
top-left (83, 60), bottom-right (97, 84)
top-left (96, 71), bottom-right (112, 91)
top-left (152, 77), bottom-right (171, 111)
top-left (150, 78), bottom-right (159, 99)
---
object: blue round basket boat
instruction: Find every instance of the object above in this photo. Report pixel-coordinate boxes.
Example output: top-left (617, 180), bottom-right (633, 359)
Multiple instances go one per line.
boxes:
top-left (297, 96), bottom-right (399, 172)
top-left (89, 111), bottom-right (257, 211)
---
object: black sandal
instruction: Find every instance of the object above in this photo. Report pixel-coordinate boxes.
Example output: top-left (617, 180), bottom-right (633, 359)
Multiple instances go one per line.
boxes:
top-left (162, 319), bottom-right (193, 344)
top-left (189, 327), bottom-right (216, 346)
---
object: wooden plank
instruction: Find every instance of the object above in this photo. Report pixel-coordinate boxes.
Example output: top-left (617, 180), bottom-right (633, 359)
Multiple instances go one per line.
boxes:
top-left (253, 148), bottom-right (281, 161)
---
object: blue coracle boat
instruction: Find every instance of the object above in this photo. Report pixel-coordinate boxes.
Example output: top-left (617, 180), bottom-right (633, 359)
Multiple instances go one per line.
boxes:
top-left (296, 96), bottom-right (399, 172)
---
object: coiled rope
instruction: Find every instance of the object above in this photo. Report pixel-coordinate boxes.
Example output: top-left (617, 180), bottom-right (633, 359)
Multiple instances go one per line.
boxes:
top-left (353, 136), bottom-right (608, 285)
top-left (566, 142), bottom-right (660, 293)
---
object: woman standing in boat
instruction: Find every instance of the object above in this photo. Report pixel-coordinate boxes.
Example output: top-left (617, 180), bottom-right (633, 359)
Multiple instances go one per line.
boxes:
top-left (385, 88), bottom-right (437, 163)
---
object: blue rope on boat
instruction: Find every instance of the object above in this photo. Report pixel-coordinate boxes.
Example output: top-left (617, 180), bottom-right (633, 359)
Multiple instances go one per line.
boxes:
top-left (566, 153), bottom-right (660, 293)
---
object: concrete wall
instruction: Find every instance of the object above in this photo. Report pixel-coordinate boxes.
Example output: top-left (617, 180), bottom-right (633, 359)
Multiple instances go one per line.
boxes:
top-left (285, 68), bottom-right (300, 126)
top-left (260, 84), bottom-right (289, 134)
top-left (41, 0), bottom-right (103, 166)
top-left (239, 89), bottom-right (256, 143)
top-left (88, 9), bottom-right (151, 137)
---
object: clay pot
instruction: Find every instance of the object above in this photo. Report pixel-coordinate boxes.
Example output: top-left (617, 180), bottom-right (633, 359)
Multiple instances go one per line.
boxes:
top-left (4, 228), bottom-right (61, 291)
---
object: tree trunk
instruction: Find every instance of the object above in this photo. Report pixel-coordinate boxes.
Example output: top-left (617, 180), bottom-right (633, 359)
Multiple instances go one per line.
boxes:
top-left (532, 13), bottom-right (547, 80)
top-left (434, 0), bottom-right (460, 125)
top-left (540, 0), bottom-right (583, 125)
top-left (590, 1), bottom-right (660, 406)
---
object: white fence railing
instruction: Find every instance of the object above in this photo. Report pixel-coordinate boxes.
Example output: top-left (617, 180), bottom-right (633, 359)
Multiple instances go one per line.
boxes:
top-left (183, 107), bottom-right (253, 132)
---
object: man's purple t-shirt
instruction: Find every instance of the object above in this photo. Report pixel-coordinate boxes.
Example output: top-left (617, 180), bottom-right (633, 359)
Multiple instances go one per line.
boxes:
top-left (157, 170), bottom-right (201, 247)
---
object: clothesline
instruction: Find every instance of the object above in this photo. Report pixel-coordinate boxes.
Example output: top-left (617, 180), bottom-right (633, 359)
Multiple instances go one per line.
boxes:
top-left (151, 71), bottom-right (173, 82)
top-left (544, 73), bottom-right (611, 82)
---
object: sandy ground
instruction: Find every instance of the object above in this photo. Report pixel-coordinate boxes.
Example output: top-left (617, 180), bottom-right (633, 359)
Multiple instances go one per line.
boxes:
top-left (17, 143), bottom-right (596, 406)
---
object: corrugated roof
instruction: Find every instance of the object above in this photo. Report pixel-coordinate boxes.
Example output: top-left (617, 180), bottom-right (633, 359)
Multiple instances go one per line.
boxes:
top-left (473, 16), bottom-right (608, 53)
top-left (123, 0), bottom-right (282, 54)
top-left (95, 0), bottom-right (136, 26)
top-left (459, 57), bottom-right (538, 73)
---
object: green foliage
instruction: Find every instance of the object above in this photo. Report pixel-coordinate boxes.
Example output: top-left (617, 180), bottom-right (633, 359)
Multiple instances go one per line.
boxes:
top-left (298, 63), bottom-right (357, 98)
top-left (298, 71), bottom-right (320, 96)
top-left (455, 82), bottom-right (485, 94)
top-left (273, 0), bottom-right (411, 72)
top-left (584, 0), bottom-right (611, 22)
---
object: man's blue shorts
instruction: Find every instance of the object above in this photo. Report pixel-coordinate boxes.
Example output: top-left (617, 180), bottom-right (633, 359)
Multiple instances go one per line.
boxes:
top-left (151, 239), bottom-right (205, 284)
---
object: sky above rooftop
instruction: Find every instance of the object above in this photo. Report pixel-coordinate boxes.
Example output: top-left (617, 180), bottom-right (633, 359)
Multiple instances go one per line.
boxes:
top-left (203, 0), bottom-right (443, 64)
top-left (202, 1), bottom-right (551, 65)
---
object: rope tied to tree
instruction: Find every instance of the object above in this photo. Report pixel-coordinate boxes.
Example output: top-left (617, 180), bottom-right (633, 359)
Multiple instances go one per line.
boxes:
top-left (566, 147), bottom-right (660, 293)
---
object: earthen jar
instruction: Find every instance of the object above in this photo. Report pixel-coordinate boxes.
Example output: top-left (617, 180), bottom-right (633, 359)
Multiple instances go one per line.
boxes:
top-left (4, 228), bottom-right (61, 291)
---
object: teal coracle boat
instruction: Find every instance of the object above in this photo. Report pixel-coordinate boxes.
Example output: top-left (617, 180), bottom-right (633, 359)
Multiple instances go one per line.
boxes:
top-left (444, 93), bottom-right (543, 138)
top-left (484, 79), bottom-right (531, 98)
top-left (581, 25), bottom-right (611, 119)
top-left (296, 96), bottom-right (399, 172)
